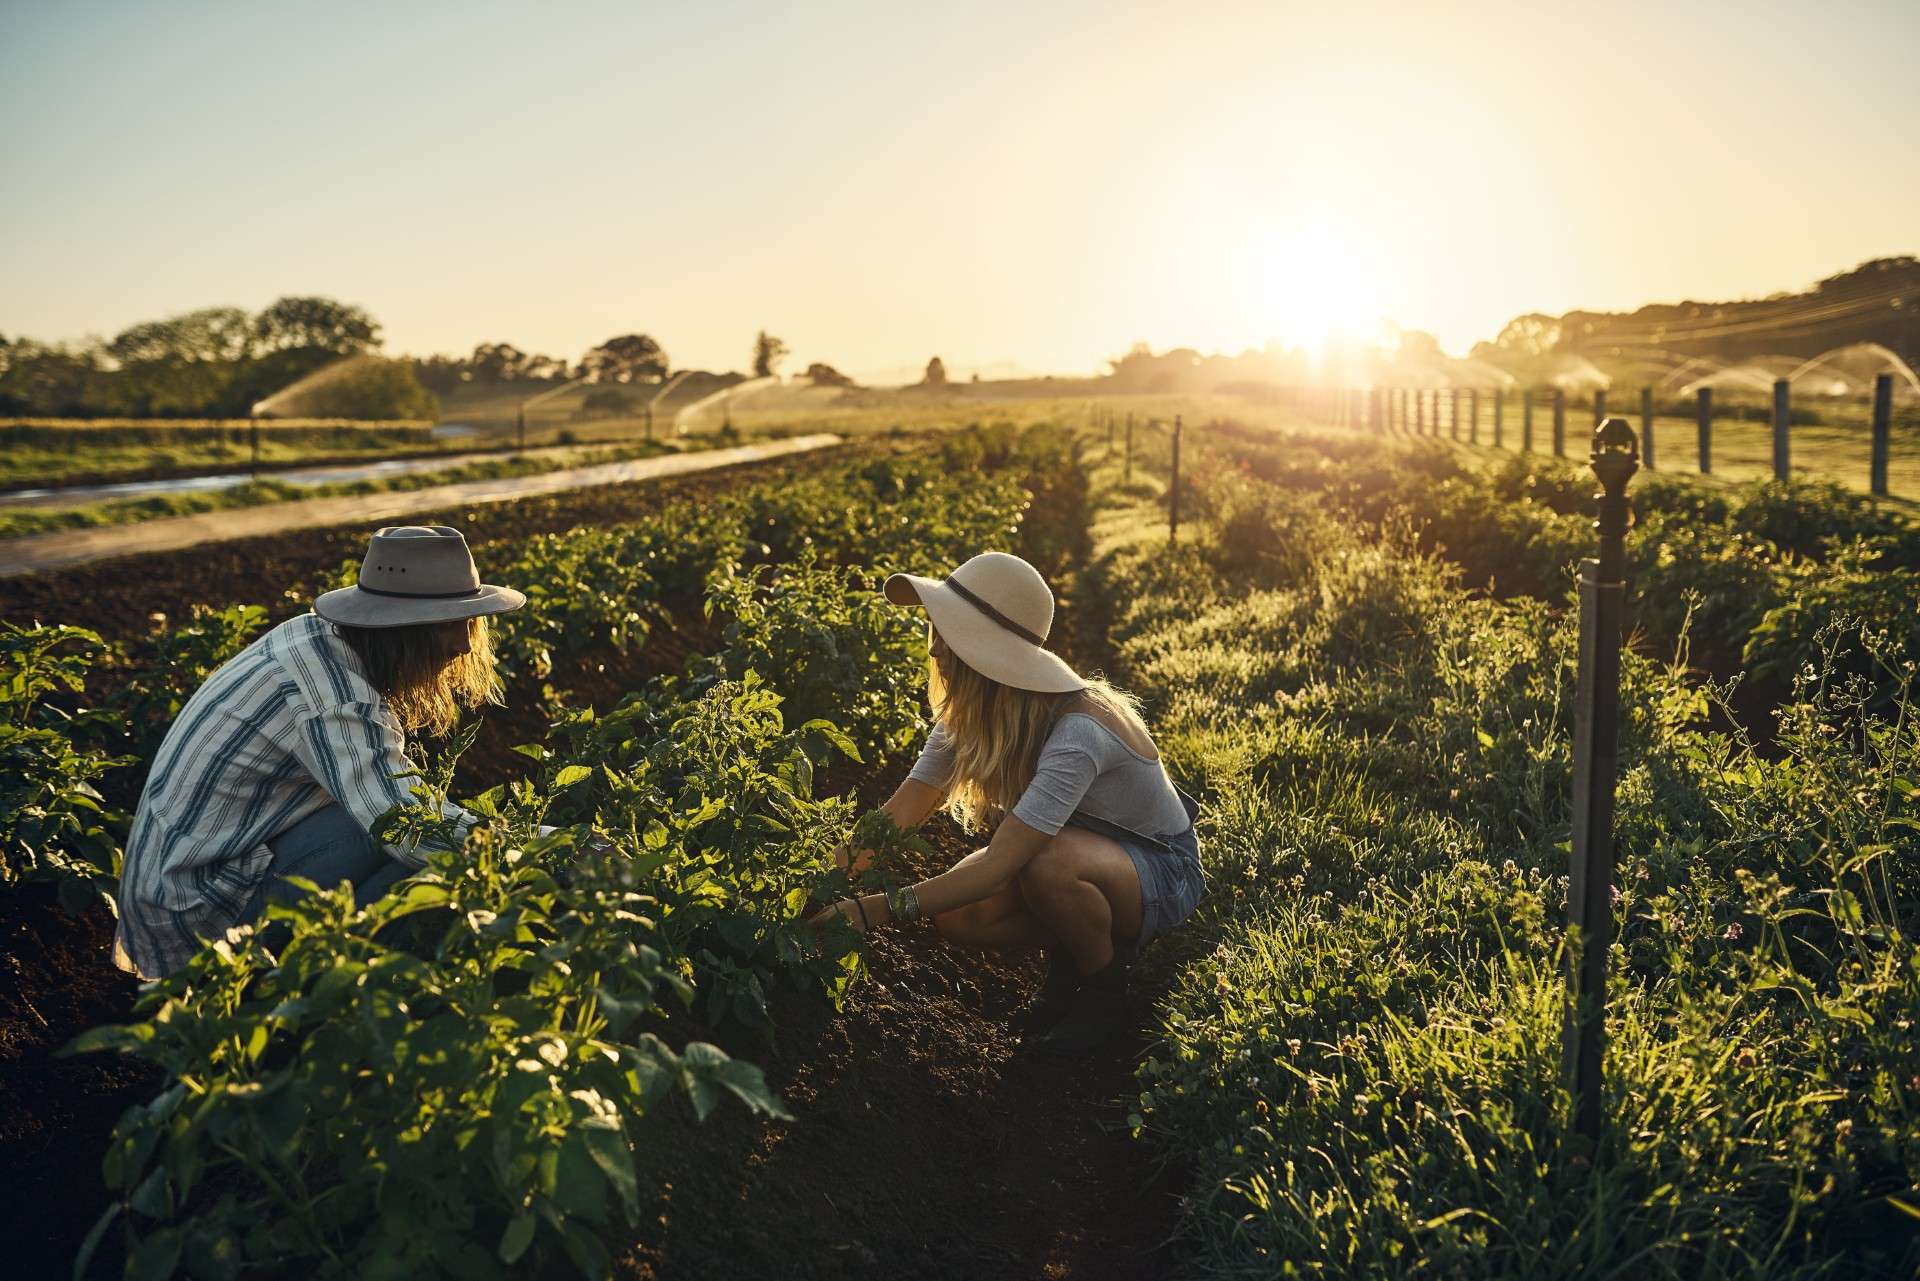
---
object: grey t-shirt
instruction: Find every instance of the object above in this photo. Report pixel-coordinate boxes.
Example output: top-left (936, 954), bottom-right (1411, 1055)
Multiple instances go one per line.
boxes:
top-left (907, 711), bottom-right (1191, 839)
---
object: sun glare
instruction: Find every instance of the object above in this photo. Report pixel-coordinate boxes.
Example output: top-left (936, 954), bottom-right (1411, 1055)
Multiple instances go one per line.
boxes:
top-left (1253, 226), bottom-right (1384, 354)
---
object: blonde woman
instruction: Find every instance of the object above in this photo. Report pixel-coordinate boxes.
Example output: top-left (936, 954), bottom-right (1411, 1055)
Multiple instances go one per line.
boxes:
top-left (809, 552), bottom-right (1205, 1054)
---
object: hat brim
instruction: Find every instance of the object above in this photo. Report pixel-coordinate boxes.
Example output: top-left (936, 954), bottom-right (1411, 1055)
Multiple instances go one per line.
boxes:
top-left (313, 583), bottom-right (527, 629)
top-left (884, 572), bottom-right (1085, 694)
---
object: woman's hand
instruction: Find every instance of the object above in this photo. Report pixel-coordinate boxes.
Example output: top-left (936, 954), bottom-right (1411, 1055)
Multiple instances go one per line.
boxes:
top-left (806, 896), bottom-right (877, 935)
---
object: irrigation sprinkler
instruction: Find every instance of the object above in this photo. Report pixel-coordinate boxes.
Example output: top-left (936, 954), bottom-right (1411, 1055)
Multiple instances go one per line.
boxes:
top-left (1562, 415), bottom-right (1639, 1157)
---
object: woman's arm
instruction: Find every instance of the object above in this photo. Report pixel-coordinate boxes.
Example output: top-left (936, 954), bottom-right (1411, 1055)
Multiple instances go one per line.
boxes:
top-left (836, 777), bottom-right (945, 873)
top-left (821, 812), bottom-right (1052, 930)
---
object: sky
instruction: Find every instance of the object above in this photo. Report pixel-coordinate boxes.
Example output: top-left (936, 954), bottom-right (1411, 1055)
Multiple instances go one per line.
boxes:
top-left (3, 0), bottom-right (1916, 381)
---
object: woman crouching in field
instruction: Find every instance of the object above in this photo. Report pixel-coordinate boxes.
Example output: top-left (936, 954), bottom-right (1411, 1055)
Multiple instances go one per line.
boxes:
top-left (809, 552), bottom-right (1205, 1055)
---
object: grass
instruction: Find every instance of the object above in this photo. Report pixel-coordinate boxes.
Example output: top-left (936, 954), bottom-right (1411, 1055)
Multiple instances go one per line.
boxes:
top-left (0, 420), bottom-right (455, 489)
top-left (1082, 424), bottom-right (1920, 1278)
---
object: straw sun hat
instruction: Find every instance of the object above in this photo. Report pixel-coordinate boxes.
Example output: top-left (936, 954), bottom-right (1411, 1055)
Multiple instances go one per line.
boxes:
top-left (314, 525), bottom-right (527, 628)
top-left (884, 552), bottom-right (1085, 694)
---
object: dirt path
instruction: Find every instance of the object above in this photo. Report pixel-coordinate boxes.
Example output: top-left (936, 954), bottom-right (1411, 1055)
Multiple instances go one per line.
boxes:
top-left (0, 434), bottom-right (840, 577)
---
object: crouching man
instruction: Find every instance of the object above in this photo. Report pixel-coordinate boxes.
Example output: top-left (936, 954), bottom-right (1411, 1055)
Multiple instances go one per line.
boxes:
top-left (113, 525), bottom-right (526, 980)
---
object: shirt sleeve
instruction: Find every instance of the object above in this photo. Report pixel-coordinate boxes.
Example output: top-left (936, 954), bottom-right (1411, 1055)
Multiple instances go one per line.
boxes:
top-left (286, 700), bottom-right (476, 870)
top-left (906, 720), bottom-right (957, 791)
top-left (1009, 743), bottom-right (1101, 835)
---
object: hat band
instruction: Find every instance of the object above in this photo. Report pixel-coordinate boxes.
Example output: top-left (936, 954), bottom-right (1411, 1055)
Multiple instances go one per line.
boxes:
top-left (945, 578), bottom-right (1045, 647)
top-left (355, 583), bottom-right (484, 600)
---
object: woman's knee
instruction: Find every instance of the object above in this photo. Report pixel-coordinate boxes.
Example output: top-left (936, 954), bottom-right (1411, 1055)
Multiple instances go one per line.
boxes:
top-left (1016, 830), bottom-right (1096, 899)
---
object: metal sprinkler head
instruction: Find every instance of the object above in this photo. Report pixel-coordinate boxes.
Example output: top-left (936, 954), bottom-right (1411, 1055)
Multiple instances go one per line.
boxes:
top-left (1590, 417), bottom-right (1639, 495)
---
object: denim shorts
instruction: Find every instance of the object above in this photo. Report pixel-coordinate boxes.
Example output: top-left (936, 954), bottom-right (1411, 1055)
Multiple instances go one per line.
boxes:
top-left (1064, 788), bottom-right (1206, 958)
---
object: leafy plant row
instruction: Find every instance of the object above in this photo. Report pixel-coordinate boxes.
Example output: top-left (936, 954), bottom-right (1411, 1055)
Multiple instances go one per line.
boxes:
top-left (6, 427), bottom-right (1079, 1279)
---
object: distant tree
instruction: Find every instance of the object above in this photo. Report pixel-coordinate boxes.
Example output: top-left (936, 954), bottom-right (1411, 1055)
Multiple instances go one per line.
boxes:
top-left (110, 306), bottom-right (255, 365)
top-left (468, 342), bottom-right (530, 382)
top-left (0, 338), bottom-right (111, 416)
top-left (804, 361), bottom-right (854, 388)
top-left (921, 356), bottom-right (947, 387)
top-left (1493, 313), bottom-right (1563, 357)
top-left (253, 296), bottom-right (381, 355)
top-left (752, 331), bottom-right (789, 378)
top-left (578, 334), bottom-right (668, 384)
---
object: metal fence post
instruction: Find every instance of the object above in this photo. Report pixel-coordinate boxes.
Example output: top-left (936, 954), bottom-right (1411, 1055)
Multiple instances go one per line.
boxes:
top-left (1170, 415), bottom-right (1182, 542)
top-left (1469, 389), bottom-right (1480, 444)
top-left (1871, 373), bottom-right (1893, 497)
top-left (1495, 388), bottom-right (1505, 448)
top-left (1450, 388), bottom-right (1461, 441)
top-left (1563, 415), bottom-right (1639, 1155)
top-left (1640, 386), bottom-right (1654, 470)
top-left (1554, 390), bottom-right (1567, 457)
top-left (1697, 387), bottom-right (1713, 475)
top-left (1523, 389), bottom-right (1534, 453)
top-left (1125, 413), bottom-right (1134, 485)
top-left (1772, 378), bottom-right (1791, 482)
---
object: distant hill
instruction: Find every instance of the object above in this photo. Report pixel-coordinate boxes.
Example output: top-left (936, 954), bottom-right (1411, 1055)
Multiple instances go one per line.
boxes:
top-left (1477, 257), bottom-right (1918, 369)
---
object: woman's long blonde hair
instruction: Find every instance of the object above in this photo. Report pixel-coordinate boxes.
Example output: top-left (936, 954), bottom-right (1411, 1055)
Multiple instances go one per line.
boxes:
top-left (927, 625), bottom-right (1150, 832)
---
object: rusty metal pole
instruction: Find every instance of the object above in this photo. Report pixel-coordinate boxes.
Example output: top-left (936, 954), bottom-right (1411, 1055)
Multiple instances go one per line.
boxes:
top-left (1871, 374), bottom-right (1893, 497)
top-left (1640, 386), bottom-right (1654, 470)
top-left (1772, 378), bottom-right (1791, 481)
top-left (1169, 415), bottom-right (1182, 542)
top-left (1563, 415), bottom-right (1639, 1156)
top-left (1697, 387), bottom-right (1713, 475)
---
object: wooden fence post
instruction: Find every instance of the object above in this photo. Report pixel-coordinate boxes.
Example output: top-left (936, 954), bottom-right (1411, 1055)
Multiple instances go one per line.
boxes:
top-left (1697, 387), bottom-right (1713, 475)
top-left (1523, 389), bottom-right (1534, 453)
top-left (1871, 373), bottom-right (1893, 497)
top-left (1125, 414), bottom-right (1134, 485)
top-left (1170, 415), bottom-right (1182, 542)
top-left (250, 413), bottom-right (261, 475)
top-left (1554, 389), bottom-right (1567, 457)
top-left (1450, 388), bottom-right (1461, 441)
top-left (1563, 416), bottom-right (1639, 1157)
top-left (1495, 388), bottom-right (1505, 448)
top-left (1772, 378), bottom-right (1791, 481)
top-left (1415, 389), bottom-right (1425, 435)
top-left (1640, 386), bottom-right (1654, 470)
top-left (1468, 389), bottom-right (1480, 444)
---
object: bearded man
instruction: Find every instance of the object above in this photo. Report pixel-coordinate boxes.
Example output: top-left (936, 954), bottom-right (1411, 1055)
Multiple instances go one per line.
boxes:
top-left (114, 525), bottom-right (525, 979)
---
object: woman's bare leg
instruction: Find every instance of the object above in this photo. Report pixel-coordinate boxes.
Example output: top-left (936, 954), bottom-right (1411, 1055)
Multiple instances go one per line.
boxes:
top-left (1015, 827), bottom-right (1144, 974)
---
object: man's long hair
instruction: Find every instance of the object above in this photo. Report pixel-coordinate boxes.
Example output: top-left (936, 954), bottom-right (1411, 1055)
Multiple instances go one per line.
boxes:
top-left (336, 616), bottom-right (502, 737)
top-left (926, 625), bottom-right (1149, 833)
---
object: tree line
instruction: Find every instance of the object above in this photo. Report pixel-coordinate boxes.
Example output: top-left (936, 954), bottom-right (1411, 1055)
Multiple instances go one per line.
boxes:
top-left (0, 302), bottom-right (866, 421)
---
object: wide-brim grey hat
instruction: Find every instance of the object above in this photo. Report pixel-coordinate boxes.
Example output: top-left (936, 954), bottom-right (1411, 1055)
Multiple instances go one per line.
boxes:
top-left (314, 525), bottom-right (526, 629)
top-left (883, 551), bottom-right (1085, 694)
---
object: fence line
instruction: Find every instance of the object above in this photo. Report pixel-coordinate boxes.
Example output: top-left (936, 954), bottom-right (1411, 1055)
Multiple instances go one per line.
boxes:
top-left (1260, 373), bottom-right (1909, 498)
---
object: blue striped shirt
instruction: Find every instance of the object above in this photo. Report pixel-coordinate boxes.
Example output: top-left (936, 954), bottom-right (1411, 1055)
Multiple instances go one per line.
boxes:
top-left (113, 612), bottom-right (474, 979)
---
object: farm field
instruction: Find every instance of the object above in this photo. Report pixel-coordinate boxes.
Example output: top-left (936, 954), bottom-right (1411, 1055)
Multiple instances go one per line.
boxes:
top-left (2, 416), bottom-right (1917, 1279)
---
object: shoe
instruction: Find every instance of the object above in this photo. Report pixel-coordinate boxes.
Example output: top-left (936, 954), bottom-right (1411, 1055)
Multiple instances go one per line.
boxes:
top-left (1009, 950), bottom-right (1082, 1035)
top-left (1033, 958), bottom-right (1129, 1056)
